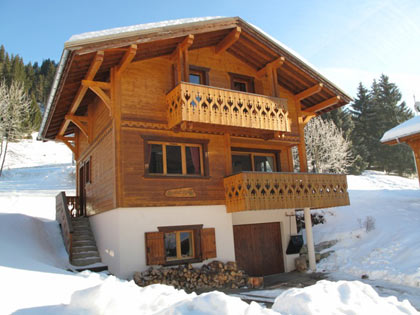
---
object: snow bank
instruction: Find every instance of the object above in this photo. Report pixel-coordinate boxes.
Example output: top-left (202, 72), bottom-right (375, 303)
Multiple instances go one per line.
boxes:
top-left (4, 132), bottom-right (72, 169)
top-left (68, 277), bottom-right (274, 314)
top-left (314, 172), bottom-right (420, 289)
top-left (273, 280), bottom-right (418, 315)
top-left (381, 115), bottom-right (420, 142)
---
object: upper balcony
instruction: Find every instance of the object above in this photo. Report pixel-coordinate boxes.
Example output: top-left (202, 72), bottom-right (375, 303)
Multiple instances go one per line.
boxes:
top-left (167, 82), bottom-right (290, 134)
top-left (224, 172), bottom-right (349, 213)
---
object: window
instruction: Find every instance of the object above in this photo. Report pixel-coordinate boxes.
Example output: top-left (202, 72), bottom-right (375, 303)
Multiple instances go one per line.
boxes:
top-left (145, 225), bottom-right (216, 265)
top-left (188, 65), bottom-right (209, 85)
top-left (229, 73), bottom-right (255, 93)
top-left (232, 152), bottom-right (276, 173)
top-left (146, 139), bottom-right (206, 177)
top-left (164, 230), bottom-right (194, 261)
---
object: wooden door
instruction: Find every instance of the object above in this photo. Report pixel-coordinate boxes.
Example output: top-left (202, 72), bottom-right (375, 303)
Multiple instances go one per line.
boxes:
top-left (78, 165), bottom-right (86, 216)
top-left (233, 222), bottom-right (284, 276)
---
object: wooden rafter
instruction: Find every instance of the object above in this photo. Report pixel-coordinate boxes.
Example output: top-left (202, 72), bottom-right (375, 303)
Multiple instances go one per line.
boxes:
top-left (65, 115), bottom-right (89, 140)
top-left (306, 96), bottom-right (341, 113)
top-left (257, 56), bottom-right (285, 78)
top-left (170, 35), bottom-right (194, 60)
top-left (56, 135), bottom-right (76, 155)
top-left (295, 83), bottom-right (323, 101)
top-left (215, 27), bottom-right (241, 55)
top-left (58, 51), bottom-right (104, 136)
top-left (116, 44), bottom-right (137, 76)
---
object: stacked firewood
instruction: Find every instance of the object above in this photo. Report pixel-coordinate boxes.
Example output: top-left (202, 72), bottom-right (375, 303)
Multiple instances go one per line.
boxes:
top-left (133, 261), bottom-right (250, 291)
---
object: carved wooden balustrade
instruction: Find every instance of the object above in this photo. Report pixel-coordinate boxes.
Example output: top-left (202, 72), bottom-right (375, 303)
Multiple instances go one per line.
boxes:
top-left (167, 82), bottom-right (290, 132)
top-left (224, 172), bottom-right (349, 213)
top-left (66, 196), bottom-right (81, 217)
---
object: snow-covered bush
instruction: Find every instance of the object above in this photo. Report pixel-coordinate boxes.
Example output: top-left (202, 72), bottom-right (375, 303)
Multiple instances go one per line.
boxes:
top-left (357, 216), bottom-right (376, 233)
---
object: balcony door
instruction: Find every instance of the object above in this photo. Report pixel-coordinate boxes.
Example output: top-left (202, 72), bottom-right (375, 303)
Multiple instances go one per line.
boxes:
top-left (232, 151), bottom-right (276, 173)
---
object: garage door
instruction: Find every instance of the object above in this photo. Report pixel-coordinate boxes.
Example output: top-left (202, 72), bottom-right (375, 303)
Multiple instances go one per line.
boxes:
top-left (233, 222), bottom-right (284, 276)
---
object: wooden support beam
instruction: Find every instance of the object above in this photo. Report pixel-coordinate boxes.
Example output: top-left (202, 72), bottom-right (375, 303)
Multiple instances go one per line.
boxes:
top-left (58, 51), bottom-right (104, 136)
top-left (215, 27), bottom-right (241, 55)
top-left (88, 86), bottom-right (112, 115)
top-left (116, 44), bottom-right (137, 76)
top-left (82, 80), bottom-right (111, 90)
top-left (65, 115), bottom-right (89, 140)
top-left (306, 96), bottom-right (341, 113)
top-left (295, 83), bottom-right (323, 101)
top-left (56, 135), bottom-right (76, 155)
top-left (302, 113), bottom-right (316, 125)
top-left (224, 133), bottom-right (232, 176)
top-left (170, 35), bottom-right (194, 60)
top-left (257, 56), bottom-right (285, 78)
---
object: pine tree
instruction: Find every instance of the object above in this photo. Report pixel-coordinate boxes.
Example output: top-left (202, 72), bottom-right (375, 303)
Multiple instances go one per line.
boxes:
top-left (348, 83), bottom-right (370, 173)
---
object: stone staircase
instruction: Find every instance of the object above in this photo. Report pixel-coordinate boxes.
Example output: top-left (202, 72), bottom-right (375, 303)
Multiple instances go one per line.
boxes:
top-left (70, 217), bottom-right (103, 267)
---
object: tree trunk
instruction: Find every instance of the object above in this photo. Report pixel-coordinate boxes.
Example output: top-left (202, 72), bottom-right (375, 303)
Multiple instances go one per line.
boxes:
top-left (0, 140), bottom-right (9, 177)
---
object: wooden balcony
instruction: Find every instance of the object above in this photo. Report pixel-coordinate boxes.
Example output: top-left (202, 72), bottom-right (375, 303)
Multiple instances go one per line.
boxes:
top-left (167, 82), bottom-right (290, 133)
top-left (224, 172), bottom-right (349, 213)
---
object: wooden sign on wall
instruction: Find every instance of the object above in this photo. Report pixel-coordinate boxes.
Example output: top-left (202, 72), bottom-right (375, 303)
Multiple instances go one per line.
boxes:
top-left (165, 187), bottom-right (196, 198)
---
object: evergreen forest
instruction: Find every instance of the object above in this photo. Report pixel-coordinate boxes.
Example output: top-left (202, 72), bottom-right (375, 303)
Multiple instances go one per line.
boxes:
top-left (0, 44), bottom-right (57, 132)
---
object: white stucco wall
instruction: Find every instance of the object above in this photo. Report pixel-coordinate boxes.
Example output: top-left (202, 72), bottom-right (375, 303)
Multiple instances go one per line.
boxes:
top-left (232, 209), bottom-right (299, 272)
top-left (89, 205), bottom-right (235, 279)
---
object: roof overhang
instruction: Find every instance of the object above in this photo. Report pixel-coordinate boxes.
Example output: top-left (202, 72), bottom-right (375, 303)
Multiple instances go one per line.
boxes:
top-left (39, 16), bottom-right (353, 141)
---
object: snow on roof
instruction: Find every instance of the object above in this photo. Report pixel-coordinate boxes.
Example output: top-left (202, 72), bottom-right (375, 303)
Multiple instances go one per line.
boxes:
top-left (66, 17), bottom-right (223, 45)
top-left (381, 115), bottom-right (420, 143)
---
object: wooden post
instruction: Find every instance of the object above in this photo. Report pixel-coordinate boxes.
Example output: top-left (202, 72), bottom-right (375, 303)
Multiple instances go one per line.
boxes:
top-left (304, 207), bottom-right (316, 271)
top-left (224, 133), bottom-right (232, 176)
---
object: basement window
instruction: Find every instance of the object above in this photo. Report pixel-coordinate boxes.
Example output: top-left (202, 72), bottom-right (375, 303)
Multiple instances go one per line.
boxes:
top-left (145, 225), bottom-right (216, 265)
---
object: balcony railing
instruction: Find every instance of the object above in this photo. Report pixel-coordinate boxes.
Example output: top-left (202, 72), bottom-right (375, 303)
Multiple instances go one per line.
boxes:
top-left (224, 172), bottom-right (349, 213)
top-left (167, 82), bottom-right (290, 132)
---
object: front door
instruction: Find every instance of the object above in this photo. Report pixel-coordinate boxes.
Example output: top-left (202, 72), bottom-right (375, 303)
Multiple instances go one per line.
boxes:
top-left (78, 165), bottom-right (86, 216)
top-left (233, 222), bottom-right (284, 276)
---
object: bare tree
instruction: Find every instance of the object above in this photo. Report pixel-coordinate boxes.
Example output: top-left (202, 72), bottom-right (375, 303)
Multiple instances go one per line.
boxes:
top-left (294, 117), bottom-right (353, 173)
top-left (0, 80), bottom-right (31, 176)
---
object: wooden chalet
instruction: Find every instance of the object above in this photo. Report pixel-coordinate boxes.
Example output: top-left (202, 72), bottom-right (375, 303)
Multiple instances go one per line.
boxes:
top-left (381, 115), bottom-right (420, 186)
top-left (39, 17), bottom-right (351, 278)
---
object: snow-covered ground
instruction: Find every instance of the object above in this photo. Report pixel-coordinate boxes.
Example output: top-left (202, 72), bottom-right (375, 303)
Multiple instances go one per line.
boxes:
top-left (0, 135), bottom-right (419, 314)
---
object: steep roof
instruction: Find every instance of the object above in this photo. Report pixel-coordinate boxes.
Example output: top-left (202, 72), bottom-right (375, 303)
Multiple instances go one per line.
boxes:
top-left (381, 115), bottom-right (420, 143)
top-left (39, 17), bottom-right (353, 140)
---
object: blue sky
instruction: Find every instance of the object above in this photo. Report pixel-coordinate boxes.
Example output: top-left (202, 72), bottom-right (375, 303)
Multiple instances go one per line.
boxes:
top-left (1, 0), bottom-right (419, 108)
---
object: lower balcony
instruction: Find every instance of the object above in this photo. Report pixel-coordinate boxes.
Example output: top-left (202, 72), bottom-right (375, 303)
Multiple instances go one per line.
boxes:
top-left (224, 172), bottom-right (349, 213)
top-left (167, 82), bottom-right (290, 133)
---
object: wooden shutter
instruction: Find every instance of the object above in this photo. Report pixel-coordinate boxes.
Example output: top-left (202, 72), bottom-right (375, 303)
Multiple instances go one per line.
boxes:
top-left (200, 228), bottom-right (217, 260)
top-left (145, 232), bottom-right (165, 265)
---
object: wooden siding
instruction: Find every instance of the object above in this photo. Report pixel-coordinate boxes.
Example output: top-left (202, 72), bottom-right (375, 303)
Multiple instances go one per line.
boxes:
top-left (76, 98), bottom-right (115, 215)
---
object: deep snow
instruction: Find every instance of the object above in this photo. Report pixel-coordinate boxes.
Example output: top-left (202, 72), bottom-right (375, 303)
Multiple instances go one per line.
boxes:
top-left (0, 134), bottom-right (419, 314)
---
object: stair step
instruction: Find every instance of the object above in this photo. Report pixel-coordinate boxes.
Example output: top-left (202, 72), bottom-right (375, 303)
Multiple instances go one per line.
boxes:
top-left (72, 239), bottom-right (96, 246)
top-left (72, 234), bottom-right (95, 241)
top-left (72, 245), bottom-right (98, 254)
top-left (71, 256), bottom-right (102, 266)
top-left (72, 251), bottom-right (101, 260)
top-left (73, 230), bottom-right (94, 236)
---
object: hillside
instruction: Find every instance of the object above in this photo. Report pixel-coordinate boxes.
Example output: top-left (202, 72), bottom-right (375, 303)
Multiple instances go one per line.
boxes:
top-left (0, 136), bottom-right (419, 314)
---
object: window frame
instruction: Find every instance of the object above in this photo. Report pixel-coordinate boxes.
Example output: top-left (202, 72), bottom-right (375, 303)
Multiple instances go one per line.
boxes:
top-left (158, 224), bottom-right (203, 265)
top-left (228, 72), bottom-right (255, 93)
top-left (189, 65), bottom-right (210, 86)
top-left (143, 136), bottom-right (209, 178)
top-left (231, 148), bottom-right (280, 173)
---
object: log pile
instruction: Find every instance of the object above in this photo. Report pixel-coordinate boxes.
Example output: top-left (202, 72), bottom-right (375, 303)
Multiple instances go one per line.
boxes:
top-left (133, 261), bottom-right (251, 291)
